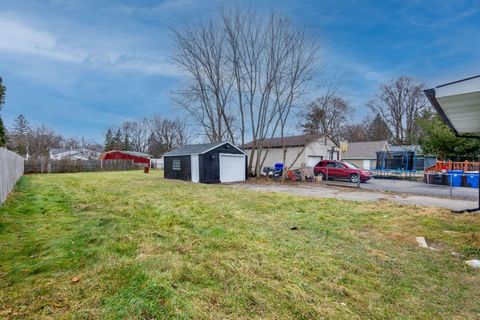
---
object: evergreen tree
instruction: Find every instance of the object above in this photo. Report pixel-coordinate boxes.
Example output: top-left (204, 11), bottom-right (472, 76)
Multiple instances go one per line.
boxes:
top-left (104, 129), bottom-right (113, 151)
top-left (123, 131), bottom-right (130, 150)
top-left (367, 113), bottom-right (391, 141)
top-left (13, 114), bottom-right (30, 135)
top-left (0, 117), bottom-right (6, 147)
top-left (9, 114), bottom-right (31, 156)
top-left (417, 112), bottom-right (480, 161)
top-left (0, 77), bottom-right (6, 147)
top-left (112, 128), bottom-right (123, 150)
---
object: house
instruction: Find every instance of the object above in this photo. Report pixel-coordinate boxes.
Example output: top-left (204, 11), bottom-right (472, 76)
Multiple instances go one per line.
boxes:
top-left (341, 141), bottom-right (389, 169)
top-left (50, 148), bottom-right (101, 161)
top-left (150, 158), bottom-right (164, 169)
top-left (99, 150), bottom-right (152, 165)
top-left (243, 133), bottom-right (340, 172)
top-left (163, 142), bottom-right (247, 183)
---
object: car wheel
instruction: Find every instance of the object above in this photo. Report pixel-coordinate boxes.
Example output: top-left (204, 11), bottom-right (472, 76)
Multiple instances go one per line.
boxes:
top-left (349, 174), bottom-right (359, 183)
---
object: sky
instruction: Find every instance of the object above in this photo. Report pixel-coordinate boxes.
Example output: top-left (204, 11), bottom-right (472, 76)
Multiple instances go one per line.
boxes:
top-left (0, 0), bottom-right (479, 143)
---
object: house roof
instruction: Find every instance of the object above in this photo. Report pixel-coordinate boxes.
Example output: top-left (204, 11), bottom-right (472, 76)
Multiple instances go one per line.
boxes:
top-left (243, 133), bottom-right (337, 149)
top-left (341, 141), bottom-right (388, 160)
top-left (50, 148), bottom-right (100, 156)
top-left (163, 142), bottom-right (246, 156)
top-left (424, 75), bottom-right (480, 135)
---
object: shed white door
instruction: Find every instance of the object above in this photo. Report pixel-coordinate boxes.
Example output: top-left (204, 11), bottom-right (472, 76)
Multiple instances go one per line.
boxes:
top-left (307, 155), bottom-right (323, 167)
top-left (219, 154), bottom-right (245, 183)
top-left (191, 154), bottom-right (199, 183)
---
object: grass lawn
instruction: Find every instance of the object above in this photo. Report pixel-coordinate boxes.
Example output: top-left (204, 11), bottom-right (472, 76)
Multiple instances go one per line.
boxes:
top-left (0, 170), bottom-right (479, 319)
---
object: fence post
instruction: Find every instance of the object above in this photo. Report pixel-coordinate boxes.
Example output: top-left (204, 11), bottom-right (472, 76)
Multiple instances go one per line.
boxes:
top-left (449, 173), bottom-right (453, 198)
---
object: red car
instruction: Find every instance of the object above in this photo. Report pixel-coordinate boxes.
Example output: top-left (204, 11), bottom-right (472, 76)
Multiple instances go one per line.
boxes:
top-left (313, 160), bottom-right (372, 183)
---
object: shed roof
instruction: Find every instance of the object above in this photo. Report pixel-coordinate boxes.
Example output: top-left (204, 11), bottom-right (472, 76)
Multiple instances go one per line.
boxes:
top-left (341, 141), bottom-right (388, 160)
top-left (163, 142), bottom-right (246, 156)
top-left (243, 133), bottom-right (337, 149)
top-left (100, 150), bottom-right (152, 159)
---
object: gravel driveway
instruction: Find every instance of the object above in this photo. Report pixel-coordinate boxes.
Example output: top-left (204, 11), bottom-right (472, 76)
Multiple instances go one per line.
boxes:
top-left (231, 181), bottom-right (478, 211)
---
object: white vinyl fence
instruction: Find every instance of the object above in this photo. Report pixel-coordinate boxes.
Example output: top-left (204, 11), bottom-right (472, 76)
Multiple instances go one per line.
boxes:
top-left (0, 148), bottom-right (24, 205)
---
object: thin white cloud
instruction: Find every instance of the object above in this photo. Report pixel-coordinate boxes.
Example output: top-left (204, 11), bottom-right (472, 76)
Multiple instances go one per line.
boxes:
top-left (0, 16), bottom-right (180, 77)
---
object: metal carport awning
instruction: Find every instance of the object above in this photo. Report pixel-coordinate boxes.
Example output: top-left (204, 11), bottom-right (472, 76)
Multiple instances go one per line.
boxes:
top-left (424, 75), bottom-right (480, 212)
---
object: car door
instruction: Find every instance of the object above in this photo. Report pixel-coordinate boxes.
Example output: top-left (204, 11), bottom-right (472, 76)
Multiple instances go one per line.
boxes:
top-left (324, 161), bottom-right (338, 179)
top-left (335, 162), bottom-right (349, 179)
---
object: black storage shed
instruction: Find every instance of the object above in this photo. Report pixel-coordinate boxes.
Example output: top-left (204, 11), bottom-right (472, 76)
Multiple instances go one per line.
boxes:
top-left (163, 142), bottom-right (247, 183)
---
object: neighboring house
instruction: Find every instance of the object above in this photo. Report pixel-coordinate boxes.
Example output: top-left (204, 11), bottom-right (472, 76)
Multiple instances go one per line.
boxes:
top-left (163, 142), bottom-right (247, 183)
top-left (341, 140), bottom-right (389, 170)
top-left (50, 148), bottom-right (101, 160)
top-left (150, 157), bottom-right (164, 169)
top-left (99, 150), bottom-right (152, 165)
top-left (243, 134), bottom-right (340, 171)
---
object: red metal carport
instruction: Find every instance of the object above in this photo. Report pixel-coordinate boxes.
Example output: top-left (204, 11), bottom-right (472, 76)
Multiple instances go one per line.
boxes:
top-left (99, 150), bottom-right (152, 165)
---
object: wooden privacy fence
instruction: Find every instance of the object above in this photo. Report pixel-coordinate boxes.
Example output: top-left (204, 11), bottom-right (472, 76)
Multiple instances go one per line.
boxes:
top-left (24, 159), bottom-right (147, 174)
top-left (425, 160), bottom-right (480, 173)
top-left (0, 148), bottom-right (24, 204)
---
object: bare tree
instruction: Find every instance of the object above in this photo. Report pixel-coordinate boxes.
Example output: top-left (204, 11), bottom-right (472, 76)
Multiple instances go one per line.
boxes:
top-left (172, 18), bottom-right (235, 143)
top-left (299, 92), bottom-right (353, 140)
top-left (367, 76), bottom-right (427, 145)
top-left (147, 116), bottom-right (191, 157)
top-left (174, 8), bottom-right (318, 176)
top-left (340, 123), bottom-right (369, 142)
top-left (122, 119), bottom-right (151, 153)
top-left (27, 125), bottom-right (62, 159)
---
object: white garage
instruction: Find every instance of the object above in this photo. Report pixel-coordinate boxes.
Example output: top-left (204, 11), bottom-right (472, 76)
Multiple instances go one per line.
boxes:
top-left (307, 155), bottom-right (323, 167)
top-left (164, 142), bottom-right (247, 184)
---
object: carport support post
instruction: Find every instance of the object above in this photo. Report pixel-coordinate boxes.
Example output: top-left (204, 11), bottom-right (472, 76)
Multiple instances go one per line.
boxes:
top-left (357, 175), bottom-right (360, 188)
top-left (449, 174), bottom-right (453, 198)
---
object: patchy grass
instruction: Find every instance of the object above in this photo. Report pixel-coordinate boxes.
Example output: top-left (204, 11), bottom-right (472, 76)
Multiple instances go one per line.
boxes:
top-left (0, 170), bottom-right (479, 319)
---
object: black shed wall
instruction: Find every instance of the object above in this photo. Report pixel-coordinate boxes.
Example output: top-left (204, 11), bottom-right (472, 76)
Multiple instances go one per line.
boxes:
top-left (199, 143), bottom-right (246, 183)
top-left (164, 155), bottom-right (191, 181)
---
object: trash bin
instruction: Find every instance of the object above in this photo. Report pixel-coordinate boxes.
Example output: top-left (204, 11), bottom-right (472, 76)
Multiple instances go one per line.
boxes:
top-left (447, 170), bottom-right (463, 187)
top-left (465, 172), bottom-right (479, 188)
top-left (433, 174), bottom-right (444, 185)
top-left (144, 166), bottom-right (149, 174)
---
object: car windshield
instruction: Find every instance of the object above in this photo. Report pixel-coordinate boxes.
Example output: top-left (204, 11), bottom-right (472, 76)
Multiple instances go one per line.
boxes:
top-left (343, 162), bottom-right (359, 169)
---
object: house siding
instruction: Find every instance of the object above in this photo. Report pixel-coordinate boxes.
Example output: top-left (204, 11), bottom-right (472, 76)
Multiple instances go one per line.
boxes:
top-left (245, 136), bottom-right (339, 172)
top-left (164, 155), bottom-right (191, 181)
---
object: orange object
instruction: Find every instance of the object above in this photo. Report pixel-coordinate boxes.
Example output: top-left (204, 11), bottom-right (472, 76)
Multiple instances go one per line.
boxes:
top-left (144, 167), bottom-right (149, 174)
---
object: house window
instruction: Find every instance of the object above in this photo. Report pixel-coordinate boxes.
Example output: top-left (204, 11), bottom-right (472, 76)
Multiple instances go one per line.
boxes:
top-left (172, 159), bottom-right (182, 171)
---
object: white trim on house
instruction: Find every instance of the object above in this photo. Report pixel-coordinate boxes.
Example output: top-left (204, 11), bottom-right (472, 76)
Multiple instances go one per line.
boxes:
top-left (202, 142), bottom-right (247, 155)
top-left (191, 154), bottom-right (199, 183)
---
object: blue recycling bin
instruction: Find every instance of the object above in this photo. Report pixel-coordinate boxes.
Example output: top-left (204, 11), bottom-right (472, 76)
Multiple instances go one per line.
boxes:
top-left (447, 170), bottom-right (463, 187)
top-left (465, 172), bottom-right (479, 188)
top-left (274, 163), bottom-right (284, 171)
